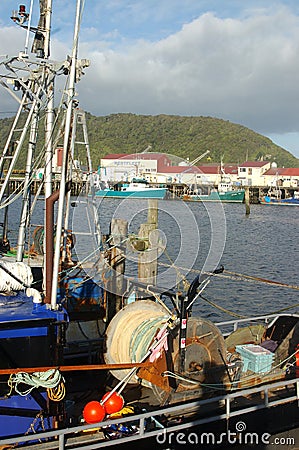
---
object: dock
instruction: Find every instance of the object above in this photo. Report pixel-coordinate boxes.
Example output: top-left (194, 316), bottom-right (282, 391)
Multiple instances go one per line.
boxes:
top-left (2, 176), bottom-right (86, 197)
top-left (1, 176), bottom-right (298, 203)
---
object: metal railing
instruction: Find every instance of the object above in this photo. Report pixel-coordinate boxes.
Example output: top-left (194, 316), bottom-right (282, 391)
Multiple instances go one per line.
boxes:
top-left (1, 377), bottom-right (298, 449)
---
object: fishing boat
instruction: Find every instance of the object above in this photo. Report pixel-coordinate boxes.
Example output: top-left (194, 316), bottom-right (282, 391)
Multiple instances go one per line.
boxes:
top-left (183, 181), bottom-right (245, 203)
top-left (183, 162), bottom-right (245, 203)
top-left (0, 2), bottom-right (298, 449)
top-left (0, 0), bottom-right (105, 439)
top-left (260, 189), bottom-right (299, 206)
top-left (95, 178), bottom-right (167, 199)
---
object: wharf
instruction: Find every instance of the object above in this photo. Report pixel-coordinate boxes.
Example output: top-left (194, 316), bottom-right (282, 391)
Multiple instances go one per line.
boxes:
top-left (166, 184), bottom-right (299, 204)
top-left (2, 177), bottom-right (86, 196)
top-left (2, 177), bottom-right (298, 203)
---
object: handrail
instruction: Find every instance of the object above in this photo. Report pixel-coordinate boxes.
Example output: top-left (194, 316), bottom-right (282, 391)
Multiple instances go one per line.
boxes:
top-left (216, 312), bottom-right (299, 334)
top-left (0, 377), bottom-right (298, 449)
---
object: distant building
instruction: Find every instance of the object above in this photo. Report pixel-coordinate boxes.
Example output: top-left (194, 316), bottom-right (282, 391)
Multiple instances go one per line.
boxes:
top-left (98, 153), bottom-right (171, 182)
top-left (98, 153), bottom-right (298, 188)
top-left (196, 164), bottom-right (239, 186)
top-left (157, 165), bottom-right (201, 184)
top-left (238, 161), bottom-right (271, 186)
top-left (263, 167), bottom-right (299, 188)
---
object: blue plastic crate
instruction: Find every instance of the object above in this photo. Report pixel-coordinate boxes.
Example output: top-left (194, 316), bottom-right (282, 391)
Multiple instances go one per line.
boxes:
top-left (235, 344), bottom-right (274, 373)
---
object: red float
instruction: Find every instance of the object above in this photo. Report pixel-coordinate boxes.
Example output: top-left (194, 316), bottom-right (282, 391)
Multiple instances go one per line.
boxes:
top-left (83, 400), bottom-right (105, 424)
top-left (102, 392), bottom-right (124, 415)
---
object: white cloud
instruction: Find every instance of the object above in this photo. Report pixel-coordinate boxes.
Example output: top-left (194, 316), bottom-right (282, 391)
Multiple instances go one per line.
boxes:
top-left (1, 4), bottom-right (299, 157)
top-left (78, 8), bottom-right (299, 137)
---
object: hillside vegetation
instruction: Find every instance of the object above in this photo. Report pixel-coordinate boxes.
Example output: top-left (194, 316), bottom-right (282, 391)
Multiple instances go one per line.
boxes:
top-left (0, 113), bottom-right (298, 169)
top-left (86, 113), bottom-right (298, 167)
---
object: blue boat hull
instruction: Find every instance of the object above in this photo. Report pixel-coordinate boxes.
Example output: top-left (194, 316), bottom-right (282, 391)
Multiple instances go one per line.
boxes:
top-left (260, 196), bottom-right (299, 206)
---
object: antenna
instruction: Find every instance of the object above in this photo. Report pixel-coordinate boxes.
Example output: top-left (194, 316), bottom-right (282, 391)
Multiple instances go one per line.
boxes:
top-left (10, 3), bottom-right (32, 56)
top-left (11, 1), bottom-right (53, 59)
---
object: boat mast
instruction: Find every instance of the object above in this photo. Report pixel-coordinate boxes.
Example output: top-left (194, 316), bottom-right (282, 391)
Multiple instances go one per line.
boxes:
top-left (16, 104), bottom-right (39, 261)
top-left (51, 0), bottom-right (84, 309)
top-left (16, 0), bottom-right (54, 261)
top-left (44, 0), bottom-right (54, 200)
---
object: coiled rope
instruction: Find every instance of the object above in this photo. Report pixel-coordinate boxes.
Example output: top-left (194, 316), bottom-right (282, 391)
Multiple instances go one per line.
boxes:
top-left (8, 369), bottom-right (65, 401)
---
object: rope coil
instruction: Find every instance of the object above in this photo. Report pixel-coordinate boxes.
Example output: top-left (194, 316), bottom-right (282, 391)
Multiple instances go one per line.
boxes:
top-left (8, 369), bottom-right (65, 401)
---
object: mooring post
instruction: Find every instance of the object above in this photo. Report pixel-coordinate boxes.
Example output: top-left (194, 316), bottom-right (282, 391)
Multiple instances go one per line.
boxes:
top-left (106, 218), bottom-right (128, 322)
top-left (148, 198), bottom-right (158, 225)
top-left (245, 186), bottom-right (250, 216)
top-left (138, 199), bottom-right (158, 285)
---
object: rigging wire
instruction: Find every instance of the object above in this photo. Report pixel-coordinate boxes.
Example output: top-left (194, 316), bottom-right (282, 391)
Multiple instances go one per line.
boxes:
top-left (156, 260), bottom-right (299, 291)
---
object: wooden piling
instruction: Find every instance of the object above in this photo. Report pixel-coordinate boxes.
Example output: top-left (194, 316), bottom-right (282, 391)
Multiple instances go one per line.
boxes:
top-left (148, 198), bottom-right (158, 225)
top-left (245, 186), bottom-right (250, 215)
top-left (106, 218), bottom-right (128, 323)
top-left (138, 199), bottom-right (159, 285)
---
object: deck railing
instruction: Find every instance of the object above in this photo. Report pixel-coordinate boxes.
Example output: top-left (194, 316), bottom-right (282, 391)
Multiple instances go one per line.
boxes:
top-left (0, 376), bottom-right (298, 450)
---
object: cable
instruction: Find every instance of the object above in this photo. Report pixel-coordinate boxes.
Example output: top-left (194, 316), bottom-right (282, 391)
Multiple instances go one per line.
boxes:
top-left (199, 294), bottom-right (246, 319)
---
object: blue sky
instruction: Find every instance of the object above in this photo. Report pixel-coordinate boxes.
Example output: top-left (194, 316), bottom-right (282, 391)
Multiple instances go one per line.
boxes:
top-left (1, 1), bottom-right (299, 159)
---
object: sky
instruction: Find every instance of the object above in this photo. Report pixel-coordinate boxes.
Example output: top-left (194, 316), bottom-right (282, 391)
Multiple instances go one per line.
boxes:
top-left (1, 1), bottom-right (299, 159)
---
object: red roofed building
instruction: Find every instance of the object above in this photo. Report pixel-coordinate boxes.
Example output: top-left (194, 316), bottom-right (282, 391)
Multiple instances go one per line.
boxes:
top-left (238, 161), bottom-right (271, 186)
top-left (100, 153), bottom-right (241, 185)
top-left (263, 167), bottom-right (299, 187)
top-left (196, 164), bottom-right (239, 185)
top-left (98, 153), bottom-right (298, 187)
top-left (154, 163), bottom-right (240, 185)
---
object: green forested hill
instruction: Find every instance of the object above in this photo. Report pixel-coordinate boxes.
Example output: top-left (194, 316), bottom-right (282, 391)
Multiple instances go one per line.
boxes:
top-left (1, 112), bottom-right (298, 168)
top-left (85, 113), bottom-right (299, 167)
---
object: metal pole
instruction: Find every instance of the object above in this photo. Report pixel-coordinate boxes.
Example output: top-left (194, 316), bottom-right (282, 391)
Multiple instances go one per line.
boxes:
top-left (51, 0), bottom-right (83, 309)
top-left (44, 0), bottom-right (53, 59)
top-left (81, 109), bottom-right (102, 245)
top-left (24, 0), bottom-right (34, 56)
top-left (16, 104), bottom-right (39, 261)
top-left (179, 296), bottom-right (188, 373)
top-left (0, 96), bottom-right (27, 204)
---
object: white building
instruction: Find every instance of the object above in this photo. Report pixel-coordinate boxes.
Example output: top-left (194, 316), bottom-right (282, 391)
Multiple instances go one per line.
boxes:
top-left (262, 167), bottom-right (299, 188)
top-left (98, 154), bottom-right (298, 188)
top-left (98, 153), bottom-right (171, 182)
top-left (238, 161), bottom-right (271, 186)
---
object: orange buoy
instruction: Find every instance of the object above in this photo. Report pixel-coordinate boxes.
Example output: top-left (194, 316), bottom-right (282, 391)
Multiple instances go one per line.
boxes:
top-left (83, 400), bottom-right (105, 424)
top-left (102, 392), bottom-right (124, 415)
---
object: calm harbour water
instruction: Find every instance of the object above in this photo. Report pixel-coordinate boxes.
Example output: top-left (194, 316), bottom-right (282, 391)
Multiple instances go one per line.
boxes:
top-left (2, 197), bottom-right (298, 323)
top-left (84, 198), bottom-right (299, 322)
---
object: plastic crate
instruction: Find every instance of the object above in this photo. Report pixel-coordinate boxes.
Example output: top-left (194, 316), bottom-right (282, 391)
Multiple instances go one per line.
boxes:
top-left (235, 344), bottom-right (274, 373)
